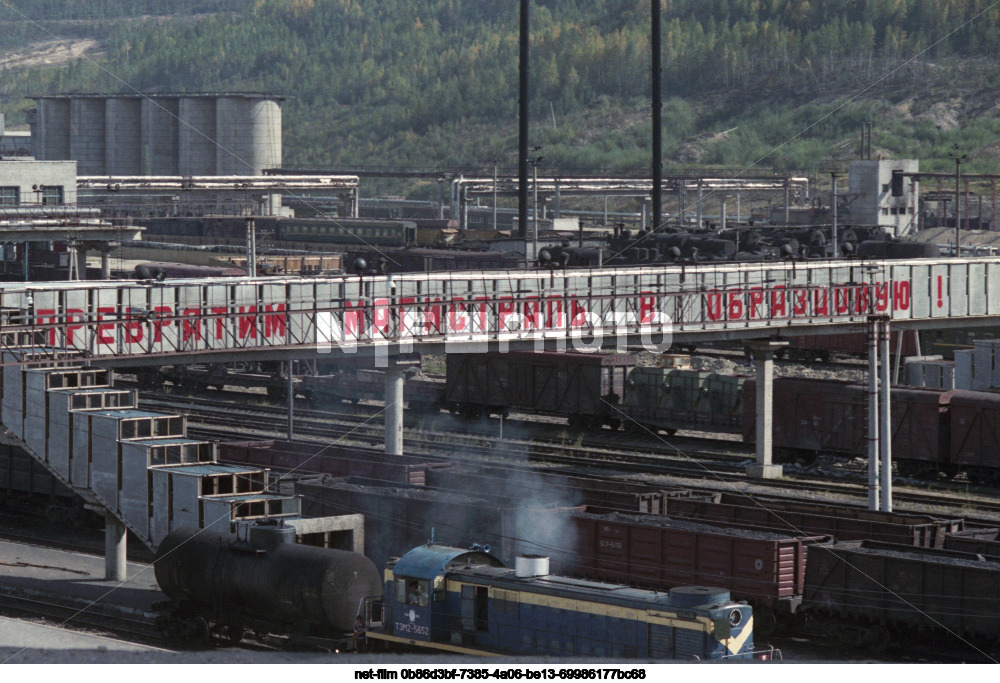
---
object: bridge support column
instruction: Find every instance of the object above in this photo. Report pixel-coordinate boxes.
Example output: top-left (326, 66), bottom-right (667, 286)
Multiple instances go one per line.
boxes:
top-left (746, 340), bottom-right (787, 479)
top-left (104, 514), bottom-right (127, 582)
top-left (385, 362), bottom-right (405, 455)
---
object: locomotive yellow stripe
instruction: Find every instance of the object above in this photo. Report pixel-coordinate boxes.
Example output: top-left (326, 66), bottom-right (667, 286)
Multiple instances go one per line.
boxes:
top-left (724, 615), bottom-right (753, 655)
top-left (385, 570), bottom-right (748, 649)
top-left (446, 581), bottom-right (716, 633)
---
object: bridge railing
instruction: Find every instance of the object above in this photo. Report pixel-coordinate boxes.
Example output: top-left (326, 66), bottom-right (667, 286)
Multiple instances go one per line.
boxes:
top-left (1, 257), bottom-right (998, 362)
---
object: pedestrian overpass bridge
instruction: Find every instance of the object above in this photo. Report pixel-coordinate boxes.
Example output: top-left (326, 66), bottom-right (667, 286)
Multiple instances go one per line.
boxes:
top-left (0, 256), bottom-right (997, 365)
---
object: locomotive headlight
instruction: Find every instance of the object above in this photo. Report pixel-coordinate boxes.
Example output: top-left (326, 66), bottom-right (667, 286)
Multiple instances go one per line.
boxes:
top-left (729, 609), bottom-right (742, 626)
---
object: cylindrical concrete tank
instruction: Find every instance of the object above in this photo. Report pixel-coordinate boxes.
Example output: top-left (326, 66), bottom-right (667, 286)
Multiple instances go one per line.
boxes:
top-left (249, 98), bottom-right (282, 173)
top-left (105, 98), bottom-right (142, 175)
top-left (154, 527), bottom-right (381, 632)
top-left (178, 97), bottom-right (218, 176)
top-left (70, 98), bottom-right (106, 174)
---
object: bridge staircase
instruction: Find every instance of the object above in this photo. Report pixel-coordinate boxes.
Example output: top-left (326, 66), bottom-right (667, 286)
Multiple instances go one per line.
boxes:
top-left (0, 346), bottom-right (300, 552)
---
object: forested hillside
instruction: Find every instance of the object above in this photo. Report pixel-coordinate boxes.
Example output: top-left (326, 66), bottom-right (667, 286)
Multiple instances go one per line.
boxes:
top-left (3, 0), bottom-right (1000, 182)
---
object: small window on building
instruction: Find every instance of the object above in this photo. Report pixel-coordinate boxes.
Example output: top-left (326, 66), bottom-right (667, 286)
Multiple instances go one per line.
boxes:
top-left (41, 186), bottom-right (63, 205)
top-left (0, 187), bottom-right (19, 205)
top-left (882, 184), bottom-right (889, 193)
top-left (882, 208), bottom-right (889, 215)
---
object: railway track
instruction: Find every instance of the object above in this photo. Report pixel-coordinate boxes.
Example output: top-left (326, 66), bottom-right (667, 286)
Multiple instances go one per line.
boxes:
top-left (133, 389), bottom-right (1000, 522)
top-left (0, 590), bottom-right (165, 647)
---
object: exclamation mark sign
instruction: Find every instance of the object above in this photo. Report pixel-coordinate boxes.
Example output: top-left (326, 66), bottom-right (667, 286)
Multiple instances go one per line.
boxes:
top-left (937, 275), bottom-right (944, 308)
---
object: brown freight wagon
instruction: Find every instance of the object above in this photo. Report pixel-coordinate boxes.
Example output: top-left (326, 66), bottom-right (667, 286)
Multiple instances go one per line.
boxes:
top-left (558, 508), bottom-right (831, 631)
top-left (663, 495), bottom-right (964, 548)
top-left (943, 528), bottom-right (1000, 558)
top-left (743, 377), bottom-right (947, 467)
top-left (219, 439), bottom-right (451, 485)
top-left (946, 390), bottom-right (1000, 483)
top-left (802, 540), bottom-right (1000, 654)
top-left (425, 464), bottom-right (713, 514)
top-left (445, 351), bottom-right (635, 428)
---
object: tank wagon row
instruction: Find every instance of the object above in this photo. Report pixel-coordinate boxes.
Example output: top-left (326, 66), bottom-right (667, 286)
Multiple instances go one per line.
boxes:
top-left (154, 525), bottom-right (761, 660)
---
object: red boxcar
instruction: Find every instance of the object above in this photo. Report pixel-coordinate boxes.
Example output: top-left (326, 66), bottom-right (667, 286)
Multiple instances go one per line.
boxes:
top-left (743, 378), bottom-right (947, 468)
top-left (557, 508), bottom-right (831, 626)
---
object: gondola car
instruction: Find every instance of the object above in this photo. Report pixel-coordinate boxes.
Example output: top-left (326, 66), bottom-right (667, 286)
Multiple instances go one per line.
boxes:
top-left (364, 543), bottom-right (759, 660)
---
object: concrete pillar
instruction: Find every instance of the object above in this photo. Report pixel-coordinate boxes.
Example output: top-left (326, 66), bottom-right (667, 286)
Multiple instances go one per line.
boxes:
top-left (879, 320), bottom-right (893, 512)
top-left (696, 181), bottom-right (703, 229)
top-left (867, 320), bottom-right (880, 510)
top-left (384, 362), bottom-right (405, 455)
top-left (104, 515), bottom-right (127, 582)
top-left (746, 340), bottom-right (787, 479)
top-left (100, 250), bottom-right (111, 280)
top-left (76, 248), bottom-right (87, 281)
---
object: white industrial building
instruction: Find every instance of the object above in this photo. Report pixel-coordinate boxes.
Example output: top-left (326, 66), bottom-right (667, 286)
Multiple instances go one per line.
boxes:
top-left (847, 159), bottom-right (920, 237)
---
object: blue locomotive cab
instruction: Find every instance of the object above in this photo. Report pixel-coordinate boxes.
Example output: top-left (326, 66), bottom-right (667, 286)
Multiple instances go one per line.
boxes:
top-left (368, 544), bottom-right (761, 660)
top-left (378, 543), bottom-right (502, 648)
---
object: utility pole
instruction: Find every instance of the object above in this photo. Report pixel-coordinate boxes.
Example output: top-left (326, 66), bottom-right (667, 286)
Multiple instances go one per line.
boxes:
top-left (493, 159), bottom-right (499, 231)
top-left (828, 170), bottom-right (844, 256)
top-left (651, 0), bottom-right (662, 232)
top-left (950, 145), bottom-right (967, 257)
top-left (530, 152), bottom-right (543, 258)
top-left (518, 0), bottom-right (529, 239)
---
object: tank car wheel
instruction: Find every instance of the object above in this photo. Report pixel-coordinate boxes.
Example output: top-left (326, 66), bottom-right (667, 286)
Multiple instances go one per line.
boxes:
top-left (184, 617), bottom-right (211, 645)
top-left (663, 428), bottom-right (678, 436)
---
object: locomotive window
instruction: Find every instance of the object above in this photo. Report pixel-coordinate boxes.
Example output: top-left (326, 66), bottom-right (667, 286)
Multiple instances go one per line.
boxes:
top-left (399, 578), bottom-right (430, 607)
top-left (433, 576), bottom-right (446, 602)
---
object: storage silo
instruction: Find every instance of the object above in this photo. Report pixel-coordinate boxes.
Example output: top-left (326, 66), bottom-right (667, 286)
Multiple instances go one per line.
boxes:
top-left (178, 96), bottom-right (218, 176)
top-left (69, 97), bottom-right (106, 175)
top-left (141, 97), bottom-right (180, 175)
top-left (29, 93), bottom-right (283, 176)
top-left (105, 98), bottom-right (142, 175)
